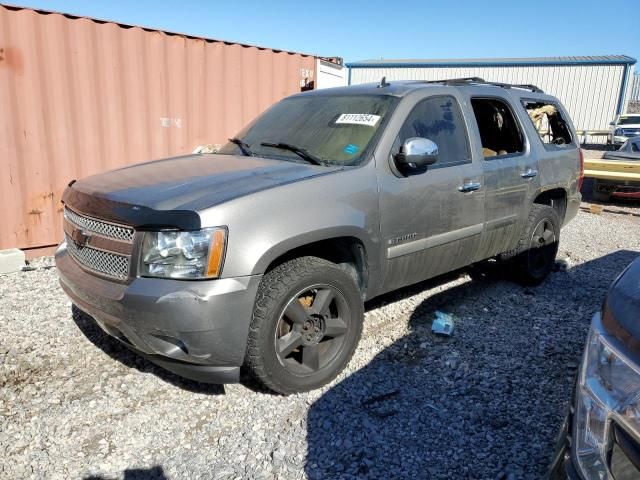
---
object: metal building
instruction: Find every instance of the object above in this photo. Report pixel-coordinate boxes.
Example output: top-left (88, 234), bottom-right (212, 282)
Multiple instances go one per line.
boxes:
top-left (631, 73), bottom-right (640, 102)
top-left (347, 56), bottom-right (637, 139)
top-left (0, 4), bottom-right (328, 254)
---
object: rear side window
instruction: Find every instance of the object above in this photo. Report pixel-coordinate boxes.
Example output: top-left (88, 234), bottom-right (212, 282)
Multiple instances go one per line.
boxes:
top-left (395, 96), bottom-right (471, 167)
top-left (522, 100), bottom-right (574, 148)
top-left (470, 98), bottom-right (524, 158)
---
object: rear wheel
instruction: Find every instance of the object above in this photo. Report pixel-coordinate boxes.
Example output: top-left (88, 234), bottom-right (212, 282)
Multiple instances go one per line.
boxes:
top-left (509, 205), bottom-right (560, 286)
top-left (245, 256), bottom-right (363, 394)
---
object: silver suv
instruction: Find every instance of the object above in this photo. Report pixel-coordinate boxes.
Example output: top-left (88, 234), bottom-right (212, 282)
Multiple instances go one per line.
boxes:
top-left (56, 78), bottom-right (583, 394)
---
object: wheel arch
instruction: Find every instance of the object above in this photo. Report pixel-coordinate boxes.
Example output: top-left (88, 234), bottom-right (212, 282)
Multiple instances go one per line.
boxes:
top-left (253, 229), bottom-right (371, 298)
top-left (533, 186), bottom-right (568, 224)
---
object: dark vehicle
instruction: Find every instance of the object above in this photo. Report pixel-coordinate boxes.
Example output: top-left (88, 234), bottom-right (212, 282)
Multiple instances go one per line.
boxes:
top-left (56, 78), bottom-right (582, 394)
top-left (603, 136), bottom-right (640, 161)
top-left (550, 257), bottom-right (640, 480)
top-left (608, 114), bottom-right (640, 148)
top-left (588, 137), bottom-right (640, 202)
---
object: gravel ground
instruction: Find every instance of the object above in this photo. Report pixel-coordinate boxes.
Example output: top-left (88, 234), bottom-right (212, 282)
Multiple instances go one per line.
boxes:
top-left (2, 209), bottom-right (640, 480)
top-left (581, 144), bottom-right (607, 160)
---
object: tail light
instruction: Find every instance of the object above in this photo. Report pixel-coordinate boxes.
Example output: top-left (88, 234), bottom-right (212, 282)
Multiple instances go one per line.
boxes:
top-left (578, 148), bottom-right (585, 191)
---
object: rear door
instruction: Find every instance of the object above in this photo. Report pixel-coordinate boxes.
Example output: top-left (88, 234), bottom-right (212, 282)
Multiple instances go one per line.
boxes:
top-left (377, 90), bottom-right (484, 293)
top-left (464, 90), bottom-right (540, 260)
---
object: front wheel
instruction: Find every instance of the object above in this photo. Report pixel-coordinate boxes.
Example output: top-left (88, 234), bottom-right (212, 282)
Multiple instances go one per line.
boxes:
top-left (509, 205), bottom-right (561, 286)
top-left (244, 256), bottom-right (364, 394)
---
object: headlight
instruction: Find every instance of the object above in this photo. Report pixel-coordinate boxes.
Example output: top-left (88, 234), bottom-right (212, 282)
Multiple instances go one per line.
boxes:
top-left (614, 128), bottom-right (624, 136)
top-left (574, 310), bottom-right (640, 478)
top-left (140, 227), bottom-right (227, 279)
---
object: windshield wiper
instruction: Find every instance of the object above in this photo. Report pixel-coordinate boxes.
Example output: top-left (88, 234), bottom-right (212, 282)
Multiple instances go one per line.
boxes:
top-left (260, 142), bottom-right (325, 166)
top-left (228, 137), bottom-right (253, 156)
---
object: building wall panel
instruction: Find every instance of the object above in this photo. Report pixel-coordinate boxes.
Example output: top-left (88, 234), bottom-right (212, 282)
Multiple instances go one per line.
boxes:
top-left (0, 5), bottom-right (316, 250)
top-left (350, 64), bottom-right (628, 138)
top-left (631, 73), bottom-right (640, 102)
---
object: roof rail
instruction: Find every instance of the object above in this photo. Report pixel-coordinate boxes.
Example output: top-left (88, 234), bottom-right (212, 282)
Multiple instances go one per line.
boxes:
top-left (422, 77), bottom-right (544, 93)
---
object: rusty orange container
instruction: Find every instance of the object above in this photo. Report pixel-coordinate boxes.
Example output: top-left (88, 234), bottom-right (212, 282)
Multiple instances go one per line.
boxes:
top-left (0, 4), bottom-right (317, 253)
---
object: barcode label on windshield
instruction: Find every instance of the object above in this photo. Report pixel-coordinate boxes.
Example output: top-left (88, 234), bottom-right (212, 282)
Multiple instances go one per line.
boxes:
top-left (335, 114), bottom-right (381, 127)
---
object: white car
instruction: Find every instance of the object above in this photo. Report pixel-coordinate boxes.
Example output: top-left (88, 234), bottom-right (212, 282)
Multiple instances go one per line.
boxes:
top-left (608, 114), bottom-right (640, 148)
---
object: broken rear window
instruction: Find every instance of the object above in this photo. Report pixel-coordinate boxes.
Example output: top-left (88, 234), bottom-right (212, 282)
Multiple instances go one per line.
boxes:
top-left (522, 100), bottom-right (574, 149)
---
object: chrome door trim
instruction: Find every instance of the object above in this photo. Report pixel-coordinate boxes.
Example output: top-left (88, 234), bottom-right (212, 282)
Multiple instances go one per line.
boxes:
top-left (387, 223), bottom-right (484, 259)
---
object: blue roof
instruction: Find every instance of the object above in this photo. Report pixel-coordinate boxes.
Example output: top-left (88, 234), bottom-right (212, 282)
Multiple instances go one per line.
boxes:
top-left (347, 55), bottom-right (637, 68)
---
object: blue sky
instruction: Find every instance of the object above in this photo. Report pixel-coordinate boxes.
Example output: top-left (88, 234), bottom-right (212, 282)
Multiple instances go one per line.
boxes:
top-left (13, 0), bottom-right (640, 71)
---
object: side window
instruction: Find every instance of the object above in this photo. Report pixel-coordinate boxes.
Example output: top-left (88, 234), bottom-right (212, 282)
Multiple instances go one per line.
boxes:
top-left (396, 96), bottom-right (471, 167)
top-left (470, 98), bottom-right (524, 158)
top-left (522, 100), bottom-right (574, 148)
top-left (632, 142), bottom-right (639, 153)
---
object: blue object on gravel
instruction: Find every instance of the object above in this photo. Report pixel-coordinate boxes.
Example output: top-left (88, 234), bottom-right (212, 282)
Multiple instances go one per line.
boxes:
top-left (432, 310), bottom-right (455, 336)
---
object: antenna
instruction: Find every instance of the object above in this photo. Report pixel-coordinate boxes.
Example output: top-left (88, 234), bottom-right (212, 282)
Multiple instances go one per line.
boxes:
top-left (377, 76), bottom-right (390, 88)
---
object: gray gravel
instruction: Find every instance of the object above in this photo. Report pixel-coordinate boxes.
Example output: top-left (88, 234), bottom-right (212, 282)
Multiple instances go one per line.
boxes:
top-left (2, 209), bottom-right (640, 480)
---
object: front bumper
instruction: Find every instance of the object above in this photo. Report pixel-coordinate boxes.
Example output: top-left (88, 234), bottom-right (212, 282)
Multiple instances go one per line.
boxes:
top-left (548, 396), bottom-right (583, 479)
top-left (56, 242), bottom-right (262, 383)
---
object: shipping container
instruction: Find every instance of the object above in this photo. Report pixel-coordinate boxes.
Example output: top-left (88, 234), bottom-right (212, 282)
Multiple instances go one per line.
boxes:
top-left (0, 4), bottom-right (319, 253)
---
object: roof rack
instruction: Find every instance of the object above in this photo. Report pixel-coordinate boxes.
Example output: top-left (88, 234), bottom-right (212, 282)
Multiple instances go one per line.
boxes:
top-left (423, 77), bottom-right (544, 93)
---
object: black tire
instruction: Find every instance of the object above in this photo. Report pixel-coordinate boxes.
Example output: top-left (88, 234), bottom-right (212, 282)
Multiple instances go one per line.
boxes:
top-left (244, 256), bottom-right (364, 394)
top-left (509, 205), bottom-right (561, 286)
top-left (466, 258), bottom-right (503, 282)
top-left (592, 180), bottom-right (612, 203)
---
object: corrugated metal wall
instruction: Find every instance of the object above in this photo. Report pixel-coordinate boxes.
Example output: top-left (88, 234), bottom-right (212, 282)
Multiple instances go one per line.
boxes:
top-left (0, 5), bottom-right (316, 251)
top-left (316, 59), bottom-right (347, 89)
top-left (350, 65), bottom-right (628, 136)
top-left (631, 73), bottom-right (640, 102)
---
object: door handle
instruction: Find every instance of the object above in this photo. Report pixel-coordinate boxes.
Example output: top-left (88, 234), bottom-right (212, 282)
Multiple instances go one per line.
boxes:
top-left (458, 182), bottom-right (481, 193)
top-left (521, 168), bottom-right (538, 178)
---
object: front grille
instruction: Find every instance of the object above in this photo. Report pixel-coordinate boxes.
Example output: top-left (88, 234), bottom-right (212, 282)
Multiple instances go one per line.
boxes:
top-left (64, 207), bottom-right (133, 280)
top-left (64, 207), bottom-right (134, 242)
top-left (65, 233), bottom-right (130, 279)
top-left (621, 129), bottom-right (640, 137)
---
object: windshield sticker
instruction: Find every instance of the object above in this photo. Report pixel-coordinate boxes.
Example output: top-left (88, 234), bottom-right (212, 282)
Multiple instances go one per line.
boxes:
top-left (335, 114), bottom-right (381, 127)
top-left (343, 144), bottom-right (359, 155)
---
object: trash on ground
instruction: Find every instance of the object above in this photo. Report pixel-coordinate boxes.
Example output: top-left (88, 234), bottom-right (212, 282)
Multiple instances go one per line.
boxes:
top-left (432, 310), bottom-right (455, 336)
top-left (589, 204), bottom-right (603, 215)
top-left (553, 258), bottom-right (570, 272)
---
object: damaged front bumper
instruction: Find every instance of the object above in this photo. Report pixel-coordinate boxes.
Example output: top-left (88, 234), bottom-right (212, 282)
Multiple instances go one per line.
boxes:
top-left (56, 242), bottom-right (262, 384)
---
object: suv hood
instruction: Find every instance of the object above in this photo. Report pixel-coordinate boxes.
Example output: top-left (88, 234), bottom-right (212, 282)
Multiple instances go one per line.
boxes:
top-left (63, 154), bottom-right (342, 228)
top-left (603, 257), bottom-right (640, 349)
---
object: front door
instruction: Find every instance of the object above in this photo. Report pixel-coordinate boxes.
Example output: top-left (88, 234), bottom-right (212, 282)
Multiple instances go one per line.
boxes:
top-left (377, 92), bottom-right (485, 293)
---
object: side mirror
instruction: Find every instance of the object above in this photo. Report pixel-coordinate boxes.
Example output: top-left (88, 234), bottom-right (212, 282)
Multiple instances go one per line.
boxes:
top-left (393, 137), bottom-right (438, 170)
top-left (609, 121), bottom-right (615, 126)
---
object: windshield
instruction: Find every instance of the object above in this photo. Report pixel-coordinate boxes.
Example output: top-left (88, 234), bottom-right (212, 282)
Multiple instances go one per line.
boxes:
top-left (218, 94), bottom-right (398, 166)
top-left (617, 116), bottom-right (640, 125)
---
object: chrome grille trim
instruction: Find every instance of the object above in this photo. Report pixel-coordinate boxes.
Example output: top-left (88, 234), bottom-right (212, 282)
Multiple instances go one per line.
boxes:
top-left (65, 234), bottom-right (130, 280)
top-left (621, 128), bottom-right (640, 136)
top-left (64, 207), bottom-right (134, 242)
top-left (63, 207), bottom-right (134, 280)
